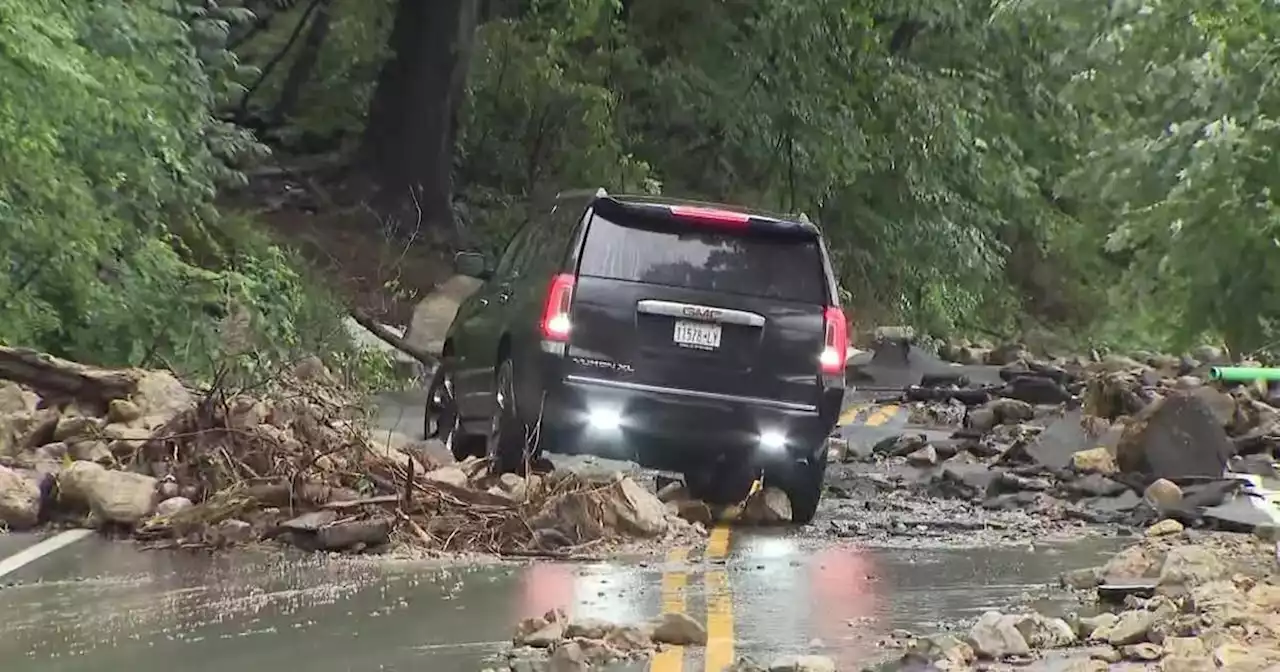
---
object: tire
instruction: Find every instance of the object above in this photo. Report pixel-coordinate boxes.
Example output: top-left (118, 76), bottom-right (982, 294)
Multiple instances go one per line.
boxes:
top-left (778, 449), bottom-right (828, 525)
top-left (424, 364), bottom-right (485, 461)
top-left (684, 463), bottom-right (757, 505)
top-left (487, 358), bottom-right (537, 474)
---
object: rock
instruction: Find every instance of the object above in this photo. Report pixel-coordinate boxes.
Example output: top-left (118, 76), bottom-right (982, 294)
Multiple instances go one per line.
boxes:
top-left (905, 444), bottom-right (938, 466)
top-left (1103, 545), bottom-right (1160, 580)
top-left (1088, 645), bottom-right (1122, 662)
top-left (966, 407), bottom-right (998, 432)
top-left (424, 465), bottom-right (469, 488)
top-left (1191, 345), bottom-right (1226, 365)
top-left (667, 498), bottom-right (713, 526)
top-left (979, 398), bottom-right (1035, 426)
top-left (57, 461), bottom-right (157, 524)
top-left (740, 486), bottom-right (792, 525)
top-left (1116, 394), bottom-right (1231, 480)
top-left (106, 399), bottom-right (142, 424)
top-left (0, 465), bottom-right (42, 529)
top-left (516, 616), bottom-right (566, 648)
top-left (131, 370), bottom-right (194, 423)
top-left (1077, 613), bottom-right (1118, 639)
top-left (1012, 613), bottom-right (1076, 648)
top-left (1146, 519), bottom-right (1184, 537)
top-left (1061, 567), bottom-right (1103, 590)
top-left (548, 641), bottom-right (588, 672)
top-left (966, 611), bottom-right (1030, 659)
top-left (1122, 642), bottom-right (1163, 661)
top-left (53, 415), bottom-right (100, 443)
top-left (0, 382), bottom-right (39, 415)
top-left (907, 634), bottom-right (975, 667)
top-left (651, 612), bottom-right (706, 645)
top-left (1158, 545), bottom-right (1226, 588)
top-left (1094, 609), bottom-right (1154, 645)
top-left (1189, 386), bottom-right (1236, 428)
top-left (154, 496), bottom-right (194, 517)
top-left (215, 518), bottom-right (255, 544)
top-left (605, 476), bottom-right (669, 536)
top-left (1143, 478), bottom-right (1183, 509)
top-left (826, 437), bottom-right (850, 463)
top-left (604, 624), bottom-right (652, 652)
top-left (1070, 447), bottom-right (1119, 475)
top-left (497, 473), bottom-right (528, 500)
top-left (564, 618), bottom-right (613, 640)
top-left (766, 655), bottom-right (836, 672)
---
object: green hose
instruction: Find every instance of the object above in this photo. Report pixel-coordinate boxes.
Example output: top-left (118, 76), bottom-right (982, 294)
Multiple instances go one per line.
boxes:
top-left (1209, 366), bottom-right (1280, 382)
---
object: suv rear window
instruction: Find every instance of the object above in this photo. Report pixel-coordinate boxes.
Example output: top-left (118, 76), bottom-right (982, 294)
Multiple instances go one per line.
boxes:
top-left (578, 213), bottom-right (827, 303)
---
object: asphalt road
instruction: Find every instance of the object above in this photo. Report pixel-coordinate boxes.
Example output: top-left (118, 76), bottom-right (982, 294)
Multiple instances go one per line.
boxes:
top-left (0, 356), bottom-right (1122, 671)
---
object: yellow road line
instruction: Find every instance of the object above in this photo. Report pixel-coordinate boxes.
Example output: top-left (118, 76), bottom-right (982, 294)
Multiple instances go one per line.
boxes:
top-left (651, 547), bottom-right (690, 672)
top-left (837, 403), bottom-right (868, 427)
top-left (704, 526), bottom-right (733, 672)
top-left (865, 403), bottom-right (900, 427)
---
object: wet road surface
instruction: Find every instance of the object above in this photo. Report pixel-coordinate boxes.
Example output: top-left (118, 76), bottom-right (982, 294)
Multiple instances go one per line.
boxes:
top-left (0, 366), bottom-right (1124, 671)
top-left (0, 525), bottom-right (1122, 672)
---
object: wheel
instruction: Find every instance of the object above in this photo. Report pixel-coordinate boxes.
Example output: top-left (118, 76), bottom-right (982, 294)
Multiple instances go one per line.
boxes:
top-left (775, 448), bottom-right (828, 525)
top-left (684, 463), bottom-right (756, 505)
top-left (487, 358), bottom-right (538, 473)
top-left (424, 363), bottom-right (485, 461)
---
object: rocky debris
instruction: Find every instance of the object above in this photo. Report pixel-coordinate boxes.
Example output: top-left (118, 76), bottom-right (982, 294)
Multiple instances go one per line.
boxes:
top-left (875, 532), bottom-right (1280, 670)
top-left (0, 350), bottom-right (702, 557)
top-left (502, 609), bottom-right (698, 670)
top-left (835, 348), bottom-right (1280, 541)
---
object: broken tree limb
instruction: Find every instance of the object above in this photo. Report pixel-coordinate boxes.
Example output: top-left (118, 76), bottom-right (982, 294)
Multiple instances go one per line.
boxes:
top-left (347, 308), bottom-right (439, 367)
top-left (0, 346), bottom-right (142, 402)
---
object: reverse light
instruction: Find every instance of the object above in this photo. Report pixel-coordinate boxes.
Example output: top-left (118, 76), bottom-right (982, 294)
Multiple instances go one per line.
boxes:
top-left (820, 306), bottom-right (849, 374)
top-left (669, 205), bottom-right (750, 228)
top-left (541, 273), bottom-right (576, 341)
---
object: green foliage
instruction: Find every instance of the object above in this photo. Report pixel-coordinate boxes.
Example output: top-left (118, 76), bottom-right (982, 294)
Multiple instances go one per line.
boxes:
top-left (0, 0), bottom-right (370, 387)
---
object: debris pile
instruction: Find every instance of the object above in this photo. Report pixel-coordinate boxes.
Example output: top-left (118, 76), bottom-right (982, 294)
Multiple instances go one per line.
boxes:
top-left (869, 529), bottom-right (1280, 671)
top-left (498, 607), bottom-right (705, 670)
top-left (832, 345), bottom-right (1280, 542)
top-left (0, 346), bottom-right (702, 556)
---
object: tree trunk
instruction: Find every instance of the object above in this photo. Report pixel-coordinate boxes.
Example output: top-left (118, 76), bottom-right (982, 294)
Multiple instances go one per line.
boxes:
top-left (270, 0), bottom-right (333, 126)
top-left (361, 0), bottom-right (480, 234)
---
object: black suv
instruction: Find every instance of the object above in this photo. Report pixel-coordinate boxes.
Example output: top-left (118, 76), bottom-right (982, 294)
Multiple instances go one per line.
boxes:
top-left (424, 189), bottom-right (847, 523)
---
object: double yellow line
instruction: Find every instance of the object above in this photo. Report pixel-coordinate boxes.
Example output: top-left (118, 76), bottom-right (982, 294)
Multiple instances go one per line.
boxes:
top-left (650, 402), bottom-right (900, 672)
top-left (836, 402), bottom-right (899, 428)
top-left (651, 526), bottom-right (734, 672)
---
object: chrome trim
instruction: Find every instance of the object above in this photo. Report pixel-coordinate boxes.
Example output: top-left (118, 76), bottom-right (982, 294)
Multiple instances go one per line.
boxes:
top-left (636, 300), bottom-right (766, 327)
top-left (565, 375), bottom-right (817, 412)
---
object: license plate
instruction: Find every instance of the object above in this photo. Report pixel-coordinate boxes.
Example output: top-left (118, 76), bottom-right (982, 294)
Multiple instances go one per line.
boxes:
top-left (672, 320), bottom-right (722, 350)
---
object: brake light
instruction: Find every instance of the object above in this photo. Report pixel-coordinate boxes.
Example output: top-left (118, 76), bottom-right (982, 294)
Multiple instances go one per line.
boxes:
top-left (668, 205), bottom-right (750, 228)
top-left (541, 273), bottom-right (576, 341)
top-left (820, 306), bottom-right (848, 374)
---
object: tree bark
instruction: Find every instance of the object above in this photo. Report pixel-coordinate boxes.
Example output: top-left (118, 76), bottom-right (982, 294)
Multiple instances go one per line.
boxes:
top-left (270, 0), bottom-right (334, 125)
top-left (361, 0), bottom-right (480, 234)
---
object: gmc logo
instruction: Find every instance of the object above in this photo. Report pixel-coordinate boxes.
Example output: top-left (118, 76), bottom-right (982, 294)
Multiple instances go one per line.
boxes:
top-left (681, 306), bottom-right (721, 321)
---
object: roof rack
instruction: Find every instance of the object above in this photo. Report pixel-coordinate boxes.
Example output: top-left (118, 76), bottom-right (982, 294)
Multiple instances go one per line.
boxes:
top-left (555, 187), bottom-right (608, 201)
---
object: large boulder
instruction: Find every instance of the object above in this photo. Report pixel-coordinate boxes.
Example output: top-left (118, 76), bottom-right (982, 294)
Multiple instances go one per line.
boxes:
top-left (58, 461), bottom-right (158, 524)
top-left (1115, 393), bottom-right (1232, 480)
top-left (0, 465), bottom-right (42, 529)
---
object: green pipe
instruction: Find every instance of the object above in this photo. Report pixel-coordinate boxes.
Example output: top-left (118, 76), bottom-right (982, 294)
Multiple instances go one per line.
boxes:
top-left (1209, 366), bottom-right (1280, 382)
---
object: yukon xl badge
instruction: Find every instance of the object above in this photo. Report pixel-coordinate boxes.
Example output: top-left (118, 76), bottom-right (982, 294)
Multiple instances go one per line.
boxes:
top-left (572, 357), bottom-right (634, 374)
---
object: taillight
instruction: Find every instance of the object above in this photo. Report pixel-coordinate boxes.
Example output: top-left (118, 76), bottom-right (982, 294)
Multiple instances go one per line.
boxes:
top-left (820, 306), bottom-right (848, 374)
top-left (668, 205), bottom-right (750, 228)
top-left (541, 273), bottom-right (576, 341)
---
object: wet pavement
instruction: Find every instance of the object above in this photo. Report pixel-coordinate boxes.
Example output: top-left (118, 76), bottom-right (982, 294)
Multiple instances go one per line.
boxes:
top-left (0, 361), bottom-right (1128, 671)
top-left (0, 525), bottom-right (1124, 672)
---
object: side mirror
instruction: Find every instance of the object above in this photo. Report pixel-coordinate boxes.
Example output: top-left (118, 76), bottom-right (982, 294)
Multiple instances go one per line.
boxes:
top-left (453, 251), bottom-right (492, 279)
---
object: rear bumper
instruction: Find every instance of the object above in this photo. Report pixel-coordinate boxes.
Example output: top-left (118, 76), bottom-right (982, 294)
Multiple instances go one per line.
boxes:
top-left (541, 373), bottom-right (842, 470)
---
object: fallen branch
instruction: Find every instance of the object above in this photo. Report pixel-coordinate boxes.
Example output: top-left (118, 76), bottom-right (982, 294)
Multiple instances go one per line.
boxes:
top-left (0, 345), bottom-right (142, 401)
top-left (347, 308), bottom-right (439, 367)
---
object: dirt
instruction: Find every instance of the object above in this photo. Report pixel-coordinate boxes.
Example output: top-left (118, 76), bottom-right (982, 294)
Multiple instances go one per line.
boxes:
top-left (224, 170), bottom-right (456, 328)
